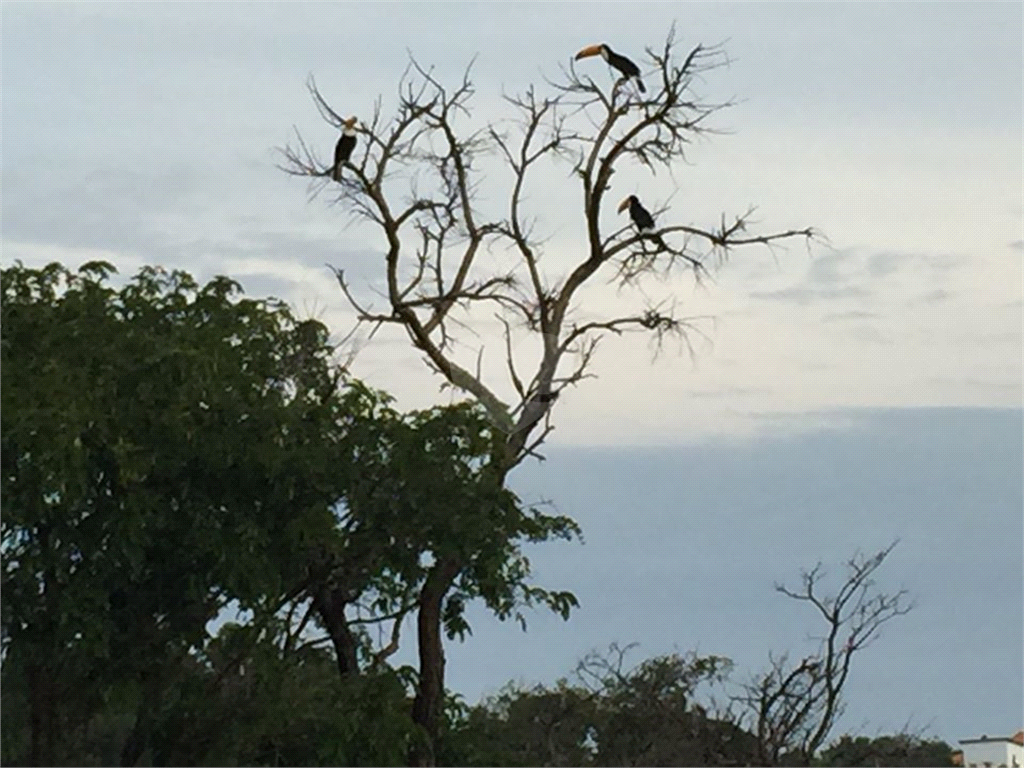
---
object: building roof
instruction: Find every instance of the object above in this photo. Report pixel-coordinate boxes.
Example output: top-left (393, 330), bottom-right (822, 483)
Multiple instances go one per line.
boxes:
top-left (958, 730), bottom-right (1024, 746)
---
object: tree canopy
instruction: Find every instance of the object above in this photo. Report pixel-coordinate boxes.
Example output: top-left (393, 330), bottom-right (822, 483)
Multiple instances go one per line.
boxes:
top-left (815, 733), bottom-right (956, 767)
top-left (0, 261), bottom-right (578, 766)
top-left (0, 261), bottom-right (934, 767)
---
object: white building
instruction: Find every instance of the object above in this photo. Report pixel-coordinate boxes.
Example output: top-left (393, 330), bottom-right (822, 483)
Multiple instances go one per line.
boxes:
top-left (956, 731), bottom-right (1024, 768)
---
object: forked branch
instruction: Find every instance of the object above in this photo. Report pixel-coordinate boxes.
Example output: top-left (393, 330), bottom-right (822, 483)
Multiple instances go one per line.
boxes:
top-left (280, 30), bottom-right (820, 471)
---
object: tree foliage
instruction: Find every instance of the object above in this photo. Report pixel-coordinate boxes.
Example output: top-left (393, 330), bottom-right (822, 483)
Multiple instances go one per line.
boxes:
top-left (0, 261), bottom-right (579, 766)
top-left (815, 733), bottom-right (956, 767)
top-left (2, 621), bottom-right (417, 766)
top-left (443, 643), bottom-right (752, 767)
top-left (2, 260), bottom-right (356, 764)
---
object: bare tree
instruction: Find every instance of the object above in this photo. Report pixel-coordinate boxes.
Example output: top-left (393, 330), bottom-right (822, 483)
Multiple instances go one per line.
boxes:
top-left (280, 28), bottom-right (818, 471)
top-left (280, 26), bottom-right (818, 765)
top-left (732, 540), bottom-right (915, 765)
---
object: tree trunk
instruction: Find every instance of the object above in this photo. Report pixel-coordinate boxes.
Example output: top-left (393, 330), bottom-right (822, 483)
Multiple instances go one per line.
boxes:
top-left (408, 556), bottom-right (461, 767)
top-left (120, 667), bottom-right (165, 767)
top-left (312, 584), bottom-right (360, 676)
top-left (27, 659), bottom-right (54, 767)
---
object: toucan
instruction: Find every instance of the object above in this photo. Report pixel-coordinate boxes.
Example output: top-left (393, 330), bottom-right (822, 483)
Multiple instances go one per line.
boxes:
top-left (332, 117), bottom-right (358, 182)
top-left (618, 195), bottom-right (667, 249)
top-left (575, 43), bottom-right (645, 93)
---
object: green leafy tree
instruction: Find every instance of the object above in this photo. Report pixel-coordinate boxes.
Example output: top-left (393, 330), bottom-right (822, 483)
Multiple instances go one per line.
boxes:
top-left (301, 394), bottom-right (581, 763)
top-left (575, 645), bottom-right (748, 767)
top-left (145, 622), bottom-right (418, 766)
top-left (815, 733), bottom-right (956, 767)
top-left (2, 617), bottom-right (418, 766)
top-left (443, 644), bottom-right (752, 767)
top-left (442, 679), bottom-right (597, 767)
top-left (2, 261), bottom-right (380, 764)
top-left (2, 260), bottom-right (580, 766)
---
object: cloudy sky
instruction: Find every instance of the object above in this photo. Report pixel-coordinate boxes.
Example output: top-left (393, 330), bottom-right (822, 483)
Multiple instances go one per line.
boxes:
top-left (3, 0), bottom-right (1021, 748)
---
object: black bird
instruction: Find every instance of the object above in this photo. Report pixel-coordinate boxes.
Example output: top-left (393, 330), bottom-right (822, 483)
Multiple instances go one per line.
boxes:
top-left (332, 116), bottom-right (358, 182)
top-left (575, 43), bottom-right (645, 93)
top-left (618, 195), bottom-right (667, 249)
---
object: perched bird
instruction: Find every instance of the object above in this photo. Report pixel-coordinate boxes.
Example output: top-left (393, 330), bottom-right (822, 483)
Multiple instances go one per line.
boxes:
top-left (575, 43), bottom-right (646, 93)
top-left (618, 195), bottom-right (667, 249)
top-left (332, 117), bottom-right (358, 182)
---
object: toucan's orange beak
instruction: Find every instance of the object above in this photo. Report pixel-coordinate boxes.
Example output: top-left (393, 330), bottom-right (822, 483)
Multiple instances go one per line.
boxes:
top-left (345, 116), bottom-right (358, 129)
top-left (617, 198), bottom-right (631, 214)
top-left (575, 44), bottom-right (603, 60)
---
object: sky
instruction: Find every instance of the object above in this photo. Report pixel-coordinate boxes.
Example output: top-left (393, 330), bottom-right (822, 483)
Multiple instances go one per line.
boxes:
top-left (2, 0), bottom-right (1022, 749)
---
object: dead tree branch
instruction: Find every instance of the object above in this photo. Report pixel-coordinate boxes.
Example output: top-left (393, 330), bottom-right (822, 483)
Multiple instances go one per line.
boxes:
top-left (280, 33), bottom-right (820, 471)
top-left (732, 540), bottom-right (915, 765)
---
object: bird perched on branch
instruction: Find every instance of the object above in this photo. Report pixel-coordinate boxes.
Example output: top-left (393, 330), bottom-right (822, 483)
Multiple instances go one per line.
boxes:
top-left (618, 195), bottom-right (667, 249)
top-left (332, 116), bottom-right (358, 182)
top-left (575, 43), bottom-right (646, 93)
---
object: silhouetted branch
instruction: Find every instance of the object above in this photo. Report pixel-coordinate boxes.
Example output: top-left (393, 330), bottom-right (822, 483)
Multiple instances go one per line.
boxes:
top-left (280, 30), bottom-right (820, 472)
top-left (731, 541), bottom-right (914, 765)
